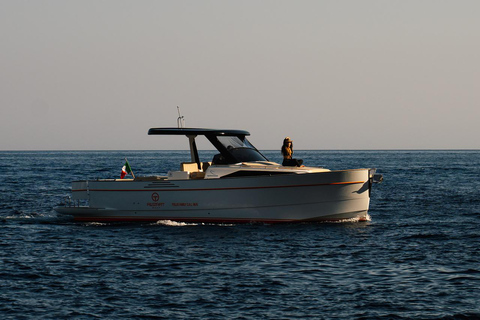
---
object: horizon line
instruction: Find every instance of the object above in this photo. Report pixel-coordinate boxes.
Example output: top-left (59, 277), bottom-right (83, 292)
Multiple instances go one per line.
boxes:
top-left (1, 148), bottom-right (479, 152)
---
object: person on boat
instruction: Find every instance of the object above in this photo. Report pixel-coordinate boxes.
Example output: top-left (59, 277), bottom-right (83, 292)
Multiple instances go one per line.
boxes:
top-left (281, 137), bottom-right (303, 167)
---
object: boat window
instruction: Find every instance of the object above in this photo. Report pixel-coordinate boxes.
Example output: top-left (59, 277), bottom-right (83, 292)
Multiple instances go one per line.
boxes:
top-left (217, 136), bottom-right (268, 162)
top-left (229, 148), bottom-right (268, 162)
top-left (217, 136), bottom-right (252, 149)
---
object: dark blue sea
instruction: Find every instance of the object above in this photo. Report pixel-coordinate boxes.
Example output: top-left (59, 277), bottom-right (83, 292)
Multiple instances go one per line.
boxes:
top-left (1, 150), bottom-right (479, 319)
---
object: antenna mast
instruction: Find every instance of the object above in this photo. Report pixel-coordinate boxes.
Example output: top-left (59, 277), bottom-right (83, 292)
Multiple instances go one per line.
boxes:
top-left (177, 106), bottom-right (185, 128)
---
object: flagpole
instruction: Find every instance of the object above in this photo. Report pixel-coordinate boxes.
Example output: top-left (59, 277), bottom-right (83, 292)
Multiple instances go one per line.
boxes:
top-left (125, 158), bottom-right (136, 179)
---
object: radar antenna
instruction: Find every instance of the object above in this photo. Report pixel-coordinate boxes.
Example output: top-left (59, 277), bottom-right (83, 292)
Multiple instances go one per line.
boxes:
top-left (177, 106), bottom-right (185, 128)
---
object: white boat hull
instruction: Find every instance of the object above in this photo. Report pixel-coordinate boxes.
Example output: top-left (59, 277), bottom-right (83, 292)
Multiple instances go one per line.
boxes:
top-left (55, 168), bottom-right (374, 223)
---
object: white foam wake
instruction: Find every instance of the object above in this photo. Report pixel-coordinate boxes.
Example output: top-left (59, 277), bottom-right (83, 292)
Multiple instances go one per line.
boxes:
top-left (154, 220), bottom-right (199, 227)
top-left (153, 220), bottom-right (235, 227)
top-left (330, 213), bottom-right (372, 223)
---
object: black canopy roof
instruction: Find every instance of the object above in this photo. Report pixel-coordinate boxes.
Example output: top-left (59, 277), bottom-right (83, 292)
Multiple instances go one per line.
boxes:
top-left (148, 128), bottom-right (250, 136)
top-left (147, 127), bottom-right (267, 166)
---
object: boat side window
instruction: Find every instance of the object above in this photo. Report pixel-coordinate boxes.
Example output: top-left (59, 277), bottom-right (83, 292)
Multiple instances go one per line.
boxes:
top-left (229, 148), bottom-right (268, 162)
top-left (218, 136), bottom-right (250, 149)
top-left (217, 136), bottom-right (268, 163)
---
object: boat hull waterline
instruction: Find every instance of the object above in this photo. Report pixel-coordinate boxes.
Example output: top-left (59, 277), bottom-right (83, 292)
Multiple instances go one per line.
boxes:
top-left (55, 169), bottom-right (374, 223)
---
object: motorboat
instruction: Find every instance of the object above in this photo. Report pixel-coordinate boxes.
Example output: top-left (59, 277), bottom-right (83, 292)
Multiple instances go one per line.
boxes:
top-left (55, 127), bottom-right (382, 223)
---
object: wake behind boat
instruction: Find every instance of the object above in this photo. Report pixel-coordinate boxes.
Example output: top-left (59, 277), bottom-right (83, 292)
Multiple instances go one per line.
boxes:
top-left (55, 127), bottom-right (382, 223)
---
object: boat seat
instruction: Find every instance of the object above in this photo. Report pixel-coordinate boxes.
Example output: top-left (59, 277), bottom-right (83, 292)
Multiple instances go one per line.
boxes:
top-left (190, 171), bottom-right (206, 179)
top-left (181, 162), bottom-right (212, 172)
top-left (180, 162), bottom-right (200, 172)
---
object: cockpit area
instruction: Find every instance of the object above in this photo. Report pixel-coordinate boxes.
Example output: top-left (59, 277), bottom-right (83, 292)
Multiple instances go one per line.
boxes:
top-left (148, 127), bottom-right (269, 167)
top-left (212, 135), bottom-right (269, 165)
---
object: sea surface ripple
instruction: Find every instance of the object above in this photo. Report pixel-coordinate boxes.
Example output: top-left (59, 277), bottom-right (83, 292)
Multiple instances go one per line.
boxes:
top-left (1, 150), bottom-right (479, 319)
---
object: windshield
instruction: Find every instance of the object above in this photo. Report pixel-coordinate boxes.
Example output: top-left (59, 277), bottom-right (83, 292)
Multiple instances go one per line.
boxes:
top-left (217, 136), bottom-right (268, 162)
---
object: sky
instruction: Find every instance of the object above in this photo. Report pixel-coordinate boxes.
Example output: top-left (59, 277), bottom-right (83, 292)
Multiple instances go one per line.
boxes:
top-left (1, 0), bottom-right (479, 150)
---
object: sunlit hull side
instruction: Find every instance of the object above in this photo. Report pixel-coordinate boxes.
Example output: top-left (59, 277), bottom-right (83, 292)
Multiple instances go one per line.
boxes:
top-left (55, 168), bottom-right (373, 223)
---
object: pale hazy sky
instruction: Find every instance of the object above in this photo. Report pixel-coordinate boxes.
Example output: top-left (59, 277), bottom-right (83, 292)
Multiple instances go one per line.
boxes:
top-left (1, 1), bottom-right (479, 150)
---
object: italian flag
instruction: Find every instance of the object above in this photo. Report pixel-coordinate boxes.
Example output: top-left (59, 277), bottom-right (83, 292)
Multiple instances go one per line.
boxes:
top-left (121, 159), bottom-right (133, 179)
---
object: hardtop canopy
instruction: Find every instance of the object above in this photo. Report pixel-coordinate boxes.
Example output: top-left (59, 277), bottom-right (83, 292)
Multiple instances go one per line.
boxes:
top-left (147, 127), bottom-right (268, 167)
top-left (148, 128), bottom-right (250, 136)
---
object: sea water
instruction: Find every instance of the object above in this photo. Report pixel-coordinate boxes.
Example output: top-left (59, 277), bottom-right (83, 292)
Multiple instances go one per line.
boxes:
top-left (1, 150), bottom-right (479, 319)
